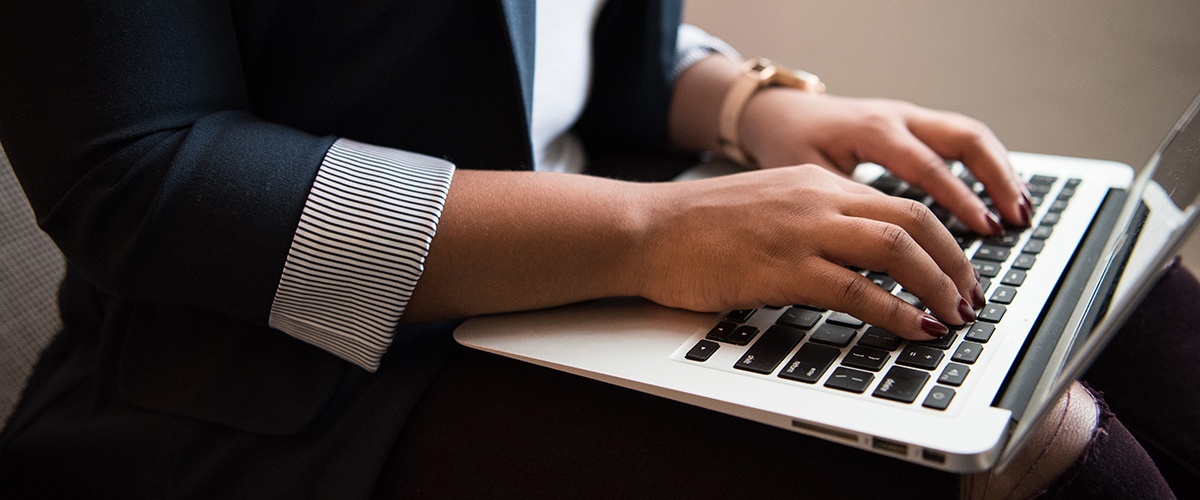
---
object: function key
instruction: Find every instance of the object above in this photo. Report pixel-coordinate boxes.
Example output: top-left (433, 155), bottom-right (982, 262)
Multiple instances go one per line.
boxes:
top-left (1022, 239), bottom-right (1045, 254)
top-left (922, 386), bottom-right (956, 410)
top-left (734, 325), bottom-right (807, 374)
top-left (1012, 253), bottom-right (1037, 270)
top-left (990, 286), bottom-right (1017, 304)
top-left (951, 342), bottom-right (985, 364)
top-left (978, 304), bottom-right (1007, 323)
top-left (965, 322), bottom-right (995, 343)
top-left (779, 343), bottom-right (841, 383)
top-left (686, 340), bottom-right (720, 361)
top-left (938, 363), bottom-right (971, 386)
top-left (777, 307), bottom-right (823, 330)
top-left (1001, 270), bottom-right (1027, 287)
top-left (1029, 175), bottom-right (1058, 186)
top-left (825, 367), bottom-right (876, 394)
top-left (810, 324), bottom-right (858, 348)
top-left (1031, 225), bottom-right (1054, 239)
top-left (897, 345), bottom-right (945, 370)
top-left (705, 321), bottom-right (737, 342)
top-left (872, 366), bottom-right (931, 403)
top-left (1040, 212), bottom-right (1061, 226)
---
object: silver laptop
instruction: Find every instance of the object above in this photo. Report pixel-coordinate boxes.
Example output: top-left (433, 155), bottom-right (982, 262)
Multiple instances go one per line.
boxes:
top-left (454, 92), bottom-right (1200, 473)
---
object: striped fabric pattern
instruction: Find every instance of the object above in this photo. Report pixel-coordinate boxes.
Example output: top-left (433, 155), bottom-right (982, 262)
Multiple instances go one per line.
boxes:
top-left (269, 139), bottom-right (454, 372)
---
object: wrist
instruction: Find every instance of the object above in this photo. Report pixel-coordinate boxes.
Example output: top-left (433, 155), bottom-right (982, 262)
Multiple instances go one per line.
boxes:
top-left (717, 58), bottom-right (825, 167)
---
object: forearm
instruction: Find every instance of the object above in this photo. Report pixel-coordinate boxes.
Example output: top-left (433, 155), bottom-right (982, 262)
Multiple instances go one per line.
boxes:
top-left (667, 54), bottom-right (742, 154)
top-left (402, 169), bottom-right (652, 322)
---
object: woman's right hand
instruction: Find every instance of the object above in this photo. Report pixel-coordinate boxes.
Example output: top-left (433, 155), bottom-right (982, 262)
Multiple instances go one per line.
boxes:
top-left (635, 163), bottom-right (985, 341)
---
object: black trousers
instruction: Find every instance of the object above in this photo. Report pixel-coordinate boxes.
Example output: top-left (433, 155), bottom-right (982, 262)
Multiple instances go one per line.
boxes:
top-left (4, 264), bottom-right (1198, 499)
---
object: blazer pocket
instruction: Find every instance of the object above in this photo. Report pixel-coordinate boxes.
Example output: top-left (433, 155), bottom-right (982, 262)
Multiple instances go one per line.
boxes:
top-left (117, 302), bottom-right (347, 435)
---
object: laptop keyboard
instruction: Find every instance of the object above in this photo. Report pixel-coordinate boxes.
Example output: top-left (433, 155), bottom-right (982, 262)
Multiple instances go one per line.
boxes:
top-left (682, 168), bottom-right (1081, 412)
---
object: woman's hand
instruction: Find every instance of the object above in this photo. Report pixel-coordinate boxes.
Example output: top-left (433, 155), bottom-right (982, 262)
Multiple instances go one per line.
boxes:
top-left (739, 90), bottom-right (1032, 235)
top-left (636, 164), bottom-right (985, 340)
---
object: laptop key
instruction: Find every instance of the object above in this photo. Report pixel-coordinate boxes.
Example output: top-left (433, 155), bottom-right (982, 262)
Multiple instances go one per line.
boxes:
top-left (922, 386), bottom-right (956, 410)
top-left (951, 342), bottom-right (985, 364)
top-left (865, 271), bottom-right (897, 292)
top-left (1001, 270), bottom-right (1027, 287)
top-left (990, 286), bottom-right (1017, 304)
top-left (895, 290), bottom-right (925, 311)
top-left (705, 321), bottom-right (737, 342)
top-left (725, 309), bottom-right (756, 323)
top-left (973, 245), bottom-right (1011, 262)
top-left (1029, 175), bottom-right (1058, 186)
top-left (686, 340), bottom-right (720, 362)
top-left (776, 307), bottom-right (823, 330)
top-left (938, 363), bottom-right (971, 386)
top-left (1012, 253), bottom-right (1036, 270)
top-left (971, 260), bottom-right (1002, 278)
top-left (872, 366), bottom-right (930, 403)
top-left (965, 323), bottom-right (995, 343)
top-left (1022, 239), bottom-right (1045, 254)
top-left (913, 332), bottom-right (957, 350)
top-left (841, 346), bottom-right (891, 372)
top-left (897, 345), bottom-right (944, 370)
top-left (978, 304), bottom-right (1007, 323)
top-left (858, 327), bottom-right (904, 351)
top-left (810, 324), bottom-right (858, 347)
top-left (734, 325), bottom-right (807, 374)
top-left (1040, 212), bottom-right (1061, 226)
top-left (826, 312), bottom-right (865, 328)
top-left (824, 367), bottom-right (876, 394)
top-left (1032, 225), bottom-right (1054, 239)
top-left (727, 325), bottom-right (760, 346)
top-left (779, 343), bottom-right (841, 383)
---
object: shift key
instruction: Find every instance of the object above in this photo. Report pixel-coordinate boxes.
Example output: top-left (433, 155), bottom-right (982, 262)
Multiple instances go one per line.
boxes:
top-left (735, 325), bottom-right (807, 374)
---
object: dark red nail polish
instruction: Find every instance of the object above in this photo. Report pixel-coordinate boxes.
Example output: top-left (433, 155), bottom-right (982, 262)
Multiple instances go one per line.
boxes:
top-left (971, 282), bottom-right (986, 309)
top-left (1018, 202), bottom-right (1031, 227)
top-left (985, 211), bottom-right (1004, 235)
top-left (957, 297), bottom-right (977, 323)
top-left (920, 315), bottom-right (949, 337)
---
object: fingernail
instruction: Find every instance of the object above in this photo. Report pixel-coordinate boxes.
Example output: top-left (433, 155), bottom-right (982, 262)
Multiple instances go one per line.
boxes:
top-left (971, 282), bottom-right (986, 309)
top-left (1021, 189), bottom-right (1034, 210)
top-left (973, 267), bottom-right (981, 281)
top-left (1018, 202), bottom-right (1031, 227)
top-left (920, 314), bottom-right (949, 337)
top-left (958, 297), bottom-right (977, 323)
top-left (985, 211), bottom-right (1004, 235)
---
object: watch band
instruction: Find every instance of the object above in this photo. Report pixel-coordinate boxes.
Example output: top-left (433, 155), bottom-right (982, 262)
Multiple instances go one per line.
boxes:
top-left (717, 57), bottom-right (825, 167)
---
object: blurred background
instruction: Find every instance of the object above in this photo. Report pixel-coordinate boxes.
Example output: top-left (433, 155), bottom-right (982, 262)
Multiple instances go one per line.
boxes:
top-left (685, 0), bottom-right (1200, 266)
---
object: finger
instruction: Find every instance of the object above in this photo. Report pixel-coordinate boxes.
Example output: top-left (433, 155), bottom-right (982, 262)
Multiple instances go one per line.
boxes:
top-left (907, 110), bottom-right (1032, 227)
top-left (798, 259), bottom-right (951, 341)
top-left (817, 214), bottom-right (975, 327)
top-left (859, 126), bottom-right (1004, 236)
top-left (841, 194), bottom-right (985, 309)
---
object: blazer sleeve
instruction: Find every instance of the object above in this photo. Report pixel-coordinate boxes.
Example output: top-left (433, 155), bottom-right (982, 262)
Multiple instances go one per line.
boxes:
top-left (0, 1), bottom-right (451, 372)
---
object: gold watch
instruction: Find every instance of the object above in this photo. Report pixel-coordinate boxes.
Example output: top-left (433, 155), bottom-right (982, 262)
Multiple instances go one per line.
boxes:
top-left (717, 57), bottom-right (825, 167)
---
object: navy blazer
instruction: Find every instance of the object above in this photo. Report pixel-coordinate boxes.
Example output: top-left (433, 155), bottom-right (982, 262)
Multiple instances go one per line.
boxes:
top-left (0, 0), bottom-right (682, 488)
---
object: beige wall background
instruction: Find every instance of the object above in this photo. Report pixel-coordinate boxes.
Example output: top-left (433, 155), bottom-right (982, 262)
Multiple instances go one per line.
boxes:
top-left (685, 0), bottom-right (1200, 266)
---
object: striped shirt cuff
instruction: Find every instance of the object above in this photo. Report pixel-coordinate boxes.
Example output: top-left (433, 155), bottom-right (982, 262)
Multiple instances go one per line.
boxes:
top-left (269, 138), bottom-right (455, 372)
top-left (674, 24), bottom-right (743, 80)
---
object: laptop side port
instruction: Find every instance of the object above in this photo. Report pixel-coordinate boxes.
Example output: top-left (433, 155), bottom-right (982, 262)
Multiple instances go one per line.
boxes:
top-left (872, 437), bottom-right (908, 455)
top-left (791, 420), bottom-right (858, 442)
top-left (922, 448), bottom-right (947, 464)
